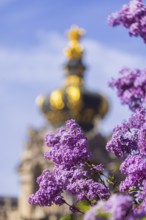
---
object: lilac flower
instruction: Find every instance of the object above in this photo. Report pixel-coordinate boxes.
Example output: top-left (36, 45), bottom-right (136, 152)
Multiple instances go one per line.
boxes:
top-left (119, 175), bottom-right (140, 192)
top-left (138, 123), bottom-right (146, 155)
top-left (53, 165), bottom-right (89, 189)
top-left (119, 153), bottom-right (146, 209)
top-left (28, 169), bottom-right (64, 206)
top-left (106, 107), bottom-right (146, 159)
top-left (129, 107), bottom-right (146, 128)
top-left (44, 119), bottom-right (90, 168)
top-left (84, 194), bottom-right (134, 220)
top-left (109, 68), bottom-right (146, 111)
top-left (29, 120), bottom-right (109, 207)
top-left (107, 0), bottom-right (146, 42)
top-left (120, 153), bottom-right (146, 176)
top-left (45, 120), bottom-right (109, 201)
top-left (53, 164), bottom-right (110, 202)
top-left (106, 107), bottom-right (146, 216)
top-left (119, 153), bottom-right (146, 192)
top-left (66, 179), bottom-right (109, 201)
top-left (106, 120), bottom-right (138, 157)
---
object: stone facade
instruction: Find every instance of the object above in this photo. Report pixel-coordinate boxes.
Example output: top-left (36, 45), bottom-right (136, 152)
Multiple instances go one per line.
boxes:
top-left (0, 197), bottom-right (18, 220)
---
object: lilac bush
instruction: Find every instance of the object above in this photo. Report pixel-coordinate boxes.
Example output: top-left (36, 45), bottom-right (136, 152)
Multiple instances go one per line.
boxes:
top-left (105, 0), bottom-right (146, 215)
top-left (107, 0), bottom-right (146, 43)
top-left (28, 118), bottom-right (146, 219)
top-left (105, 107), bottom-right (146, 218)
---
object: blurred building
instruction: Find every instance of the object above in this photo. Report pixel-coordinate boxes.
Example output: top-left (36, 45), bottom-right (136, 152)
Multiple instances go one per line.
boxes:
top-left (0, 26), bottom-right (115, 220)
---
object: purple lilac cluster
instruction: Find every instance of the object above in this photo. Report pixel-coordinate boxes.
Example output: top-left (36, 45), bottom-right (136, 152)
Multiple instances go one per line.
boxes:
top-left (29, 169), bottom-right (64, 206)
top-left (109, 67), bottom-right (146, 111)
top-left (106, 108), bottom-right (146, 216)
top-left (107, 0), bottom-right (146, 42)
top-left (84, 194), bottom-right (135, 220)
top-left (44, 119), bottom-right (90, 168)
top-left (106, 107), bottom-right (146, 157)
top-left (29, 119), bottom-right (110, 207)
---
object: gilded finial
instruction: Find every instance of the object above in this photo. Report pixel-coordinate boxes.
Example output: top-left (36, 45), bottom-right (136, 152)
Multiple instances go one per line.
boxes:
top-left (68, 25), bottom-right (84, 41)
top-left (64, 25), bottom-right (85, 59)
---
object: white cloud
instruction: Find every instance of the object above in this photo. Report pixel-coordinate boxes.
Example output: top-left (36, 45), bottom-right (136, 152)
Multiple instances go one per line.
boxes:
top-left (0, 32), bottom-right (66, 86)
top-left (0, 31), bottom-right (146, 86)
top-left (84, 38), bottom-right (146, 86)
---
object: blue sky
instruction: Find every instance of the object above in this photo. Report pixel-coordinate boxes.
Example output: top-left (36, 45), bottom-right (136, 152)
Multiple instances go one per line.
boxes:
top-left (0, 0), bottom-right (146, 196)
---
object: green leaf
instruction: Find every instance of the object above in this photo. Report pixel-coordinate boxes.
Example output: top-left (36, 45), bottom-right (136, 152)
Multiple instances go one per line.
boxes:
top-left (60, 214), bottom-right (71, 220)
top-left (141, 217), bottom-right (146, 220)
top-left (76, 200), bottom-right (91, 212)
top-left (98, 211), bottom-right (111, 218)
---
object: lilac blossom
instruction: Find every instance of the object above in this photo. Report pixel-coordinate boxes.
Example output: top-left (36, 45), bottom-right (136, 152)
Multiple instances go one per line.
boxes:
top-left (106, 120), bottom-right (137, 157)
top-left (120, 153), bottom-right (146, 177)
top-left (107, 0), bottom-right (146, 42)
top-left (109, 68), bottom-right (146, 111)
top-left (138, 123), bottom-right (146, 155)
top-left (28, 169), bottom-right (64, 206)
top-left (44, 119), bottom-right (90, 168)
top-left (84, 194), bottom-right (134, 220)
top-left (53, 165), bottom-right (110, 201)
top-left (66, 179), bottom-right (109, 201)
top-left (119, 153), bottom-right (146, 192)
top-left (119, 152), bottom-right (146, 210)
top-left (106, 107), bottom-right (146, 215)
top-left (29, 120), bottom-right (109, 207)
top-left (105, 107), bottom-right (146, 157)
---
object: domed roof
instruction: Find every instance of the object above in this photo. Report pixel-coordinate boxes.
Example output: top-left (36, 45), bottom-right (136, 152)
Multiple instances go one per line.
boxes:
top-left (36, 26), bottom-right (109, 132)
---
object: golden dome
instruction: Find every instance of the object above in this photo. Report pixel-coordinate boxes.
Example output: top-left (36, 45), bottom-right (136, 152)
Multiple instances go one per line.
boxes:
top-left (36, 26), bottom-right (109, 132)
